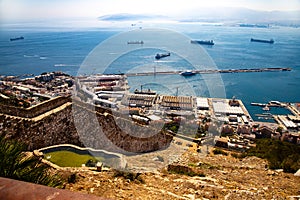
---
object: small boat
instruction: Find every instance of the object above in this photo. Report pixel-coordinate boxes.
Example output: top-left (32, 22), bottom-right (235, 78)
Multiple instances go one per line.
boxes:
top-left (262, 105), bottom-right (270, 111)
top-left (262, 112), bottom-right (272, 116)
top-left (251, 102), bottom-right (267, 107)
top-left (180, 70), bottom-right (196, 76)
top-left (155, 52), bottom-right (170, 59)
top-left (10, 36), bottom-right (24, 41)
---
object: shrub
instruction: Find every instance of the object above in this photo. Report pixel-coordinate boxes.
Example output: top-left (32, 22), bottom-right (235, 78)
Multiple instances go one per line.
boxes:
top-left (213, 148), bottom-right (228, 156)
top-left (246, 138), bottom-right (300, 173)
top-left (156, 156), bottom-right (164, 162)
top-left (67, 173), bottom-right (77, 184)
top-left (0, 133), bottom-right (63, 188)
top-left (231, 152), bottom-right (247, 159)
top-left (113, 170), bottom-right (145, 184)
top-left (167, 164), bottom-right (205, 177)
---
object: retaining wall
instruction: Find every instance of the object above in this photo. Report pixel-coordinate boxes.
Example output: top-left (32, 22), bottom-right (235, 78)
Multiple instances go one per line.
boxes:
top-left (0, 99), bottom-right (173, 154)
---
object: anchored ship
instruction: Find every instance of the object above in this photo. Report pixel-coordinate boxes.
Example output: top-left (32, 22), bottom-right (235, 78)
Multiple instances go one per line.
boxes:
top-left (155, 52), bottom-right (170, 59)
top-left (10, 36), bottom-right (24, 41)
top-left (250, 38), bottom-right (274, 44)
top-left (191, 40), bottom-right (214, 45)
top-left (180, 70), bottom-right (196, 76)
top-left (127, 41), bottom-right (144, 45)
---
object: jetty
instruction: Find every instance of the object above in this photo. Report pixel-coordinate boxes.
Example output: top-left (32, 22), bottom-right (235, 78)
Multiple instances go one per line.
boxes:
top-left (126, 67), bottom-right (291, 77)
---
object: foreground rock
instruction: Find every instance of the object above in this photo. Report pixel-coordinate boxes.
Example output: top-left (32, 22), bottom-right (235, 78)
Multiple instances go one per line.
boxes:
top-left (62, 151), bottom-right (300, 199)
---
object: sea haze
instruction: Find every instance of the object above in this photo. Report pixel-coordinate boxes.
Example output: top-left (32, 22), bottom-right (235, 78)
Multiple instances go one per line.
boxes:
top-left (0, 22), bottom-right (299, 121)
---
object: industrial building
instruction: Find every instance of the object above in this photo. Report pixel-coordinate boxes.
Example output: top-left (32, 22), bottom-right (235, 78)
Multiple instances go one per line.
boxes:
top-left (212, 99), bottom-right (244, 116)
top-left (196, 97), bottom-right (209, 110)
top-left (160, 95), bottom-right (193, 110)
top-left (277, 115), bottom-right (298, 130)
top-left (121, 94), bottom-right (157, 107)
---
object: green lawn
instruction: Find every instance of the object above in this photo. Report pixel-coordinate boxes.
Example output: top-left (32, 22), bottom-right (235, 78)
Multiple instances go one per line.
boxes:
top-left (44, 150), bottom-right (103, 167)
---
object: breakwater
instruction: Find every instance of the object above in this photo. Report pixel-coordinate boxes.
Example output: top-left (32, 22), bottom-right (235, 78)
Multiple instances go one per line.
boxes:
top-left (126, 67), bottom-right (291, 76)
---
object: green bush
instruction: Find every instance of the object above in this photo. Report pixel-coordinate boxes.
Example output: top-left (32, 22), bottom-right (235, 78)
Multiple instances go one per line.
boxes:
top-left (0, 133), bottom-right (63, 188)
top-left (231, 152), bottom-right (247, 159)
top-left (113, 170), bottom-right (145, 183)
top-left (213, 148), bottom-right (228, 156)
top-left (67, 173), bottom-right (77, 184)
top-left (167, 165), bottom-right (205, 177)
top-left (246, 139), bottom-right (300, 173)
top-left (163, 121), bottom-right (180, 133)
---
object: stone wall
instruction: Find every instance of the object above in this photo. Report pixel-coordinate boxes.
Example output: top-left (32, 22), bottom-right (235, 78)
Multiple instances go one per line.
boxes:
top-left (0, 100), bottom-right (173, 153)
top-left (0, 96), bottom-right (71, 118)
top-left (0, 104), bottom-right (82, 150)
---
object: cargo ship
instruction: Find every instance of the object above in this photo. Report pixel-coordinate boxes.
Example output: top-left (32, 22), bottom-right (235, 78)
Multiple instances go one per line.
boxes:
top-left (155, 52), bottom-right (170, 59)
top-left (239, 24), bottom-right (269, 28)
top-left (127, 41), bottom-right (144, 45)
top-left (180, 70), bottom-right (196, 76)
top-left (10, 36), bottom-right (24, 41)
top-left (250, 38), bottom-right (274, 44)
top-left (191, 40), bottom-right (214, 45)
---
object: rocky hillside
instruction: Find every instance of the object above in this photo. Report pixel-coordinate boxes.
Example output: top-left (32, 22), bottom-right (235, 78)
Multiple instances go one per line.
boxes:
top-left (62, 149), bottom-right (300, 199)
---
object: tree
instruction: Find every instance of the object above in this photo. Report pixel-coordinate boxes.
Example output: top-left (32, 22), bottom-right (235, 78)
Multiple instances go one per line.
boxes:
top-left (246, 138), bottom-right (300, 173)
top-left (0, 133), bottom-right (63, 188)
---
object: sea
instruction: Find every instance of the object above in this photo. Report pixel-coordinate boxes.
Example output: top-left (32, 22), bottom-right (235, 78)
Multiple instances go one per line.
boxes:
top-left (0, 20), bottom-right (300, 122)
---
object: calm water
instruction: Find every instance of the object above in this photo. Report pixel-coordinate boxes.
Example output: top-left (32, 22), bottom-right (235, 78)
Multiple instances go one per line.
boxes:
top-left (0, 23), bottom-right (300, 121)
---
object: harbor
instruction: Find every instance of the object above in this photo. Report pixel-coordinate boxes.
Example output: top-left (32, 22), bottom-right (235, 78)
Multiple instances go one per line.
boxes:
top-left (125, 67), bottom-right (291, 77)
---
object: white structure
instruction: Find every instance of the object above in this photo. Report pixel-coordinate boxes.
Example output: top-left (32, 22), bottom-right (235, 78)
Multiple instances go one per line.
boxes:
top-left (212, 100), bottom-right (244, 115)
top-left (278, 115), bottom-right (297, 129)
top-left (196, 98), bottom-right (209, 110)
top-left (241, 115), bottom-right (249, 124)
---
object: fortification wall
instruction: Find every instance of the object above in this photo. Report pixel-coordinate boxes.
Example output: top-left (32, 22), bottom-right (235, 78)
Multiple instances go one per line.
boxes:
top-left (0, 96), bottom-right (71, 118)
top-left (0, 104), bottom-right (82, 150)
top-left (0, 100), bottom-right (173, 153)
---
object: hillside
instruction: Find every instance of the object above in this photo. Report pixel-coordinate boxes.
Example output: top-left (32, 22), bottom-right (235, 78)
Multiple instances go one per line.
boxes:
top-left (63, 148), bottom-right (300, 199)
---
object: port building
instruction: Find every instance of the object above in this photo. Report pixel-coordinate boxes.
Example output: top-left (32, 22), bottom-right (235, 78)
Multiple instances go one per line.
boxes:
top-left (277, 115), bottom-right (298, 129)
top-left (121, 94), bottom-right (157, 107)
top-left (160, 95), bottom-right (193, 110)
top-left (212, 99), bottom-right (244, 116)
top-left (196, 97), bottom-right (209, 110)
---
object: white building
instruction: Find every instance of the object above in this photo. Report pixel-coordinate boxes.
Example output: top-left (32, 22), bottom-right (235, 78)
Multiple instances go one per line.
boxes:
top-left (212, 100), bottom-right (244, 116)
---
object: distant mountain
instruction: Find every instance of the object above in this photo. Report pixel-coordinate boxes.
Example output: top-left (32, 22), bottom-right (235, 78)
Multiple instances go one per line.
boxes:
top-left (98, 8), bottom-right (300, 26)
top-left (98, 13), bottom-right (168, 21)
top-left (177, 7), bottom-right (300, 24)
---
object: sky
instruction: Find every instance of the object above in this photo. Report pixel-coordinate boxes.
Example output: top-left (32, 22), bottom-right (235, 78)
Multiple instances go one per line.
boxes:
top-left (1, 0), bottom-right (300, 21)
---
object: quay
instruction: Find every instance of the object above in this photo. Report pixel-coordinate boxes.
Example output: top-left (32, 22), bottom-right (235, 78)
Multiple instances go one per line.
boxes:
top-left (126, 67), bottom-right (291, 77)
top-left (251, 101), bottom-right (287, 108)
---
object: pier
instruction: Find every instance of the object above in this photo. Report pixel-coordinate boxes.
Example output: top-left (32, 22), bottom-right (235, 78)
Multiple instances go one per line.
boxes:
top-left (251, 101), bottom-right (287, 108)
top-left (126, 67), bottom-right (291, 77)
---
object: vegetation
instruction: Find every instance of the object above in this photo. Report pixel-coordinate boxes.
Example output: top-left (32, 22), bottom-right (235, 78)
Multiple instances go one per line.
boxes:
top-left (0, 133), bottom-right (63, 187)
top-left (168, 168), bottom-right (205, 177)
top-left (213, 148), bottom-right (228, 156)
top-left (163, 121), bottom-right (180, 133)
top-left (196, 124), bottom-right (207, 138)
top-left (156, 155), bottom-right (164, 162)
top-left (113, 170), bottom-right (145, 183)
top-left (44, 151), bottom-right (103, 167)
top-left (246, 138), bottom-right (300, 173)
top-left (231, 152), bottom-right (247, 159)
top-left (167, 165), bottom-right (205, 177)
top-left (189, 162), bottom-right (221, 170)
top-left (67, 173), bottom-right (77, 184)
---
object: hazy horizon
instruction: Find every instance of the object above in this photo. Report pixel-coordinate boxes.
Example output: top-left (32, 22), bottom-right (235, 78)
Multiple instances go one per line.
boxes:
top-left (1, 0), bottom-right (300, 24)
